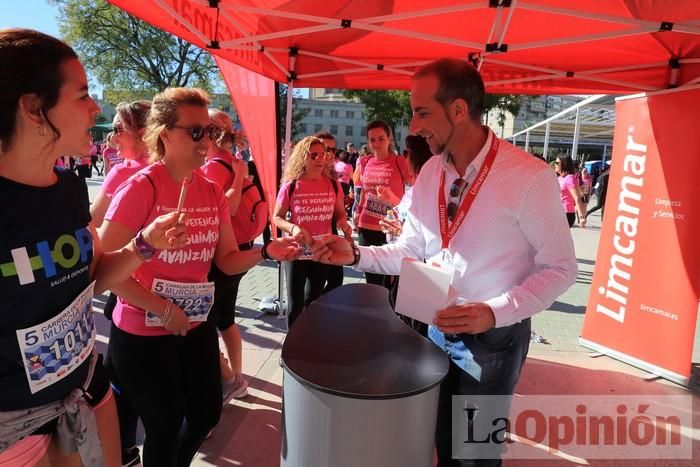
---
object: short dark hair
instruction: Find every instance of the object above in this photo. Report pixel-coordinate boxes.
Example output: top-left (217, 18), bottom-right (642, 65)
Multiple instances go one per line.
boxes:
top-left (405, 135), bottom-right (432, 175)
top-left (0, 28), bottom-right (79, 152)
top-left (366, 120), bottom-right (392, 138)
top-left (414, 58), bottom-right (485, 121)
top-left (314, 130), bottom-right (335, 142)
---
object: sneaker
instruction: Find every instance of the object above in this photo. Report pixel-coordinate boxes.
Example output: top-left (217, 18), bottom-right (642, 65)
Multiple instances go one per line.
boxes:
top-left (222, 376), bottom-right (249, 406)
top-left (122, 446), bottom-right (141, 467)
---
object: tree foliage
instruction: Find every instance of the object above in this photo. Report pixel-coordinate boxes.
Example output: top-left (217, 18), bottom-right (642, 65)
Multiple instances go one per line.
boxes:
top-left (342, 90), bottom-right (412, 137)
top-left (51, 0), bottom-right (220, 104)
top-left (484, 94), bottom-right (523, 129)
top-left (279, 85), bottom-right (311, 141)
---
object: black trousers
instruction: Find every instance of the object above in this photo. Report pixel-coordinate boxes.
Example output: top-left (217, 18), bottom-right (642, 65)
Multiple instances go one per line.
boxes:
top-left (108, 321), bottom-right (222, 467)
top-left (358, 227), bottom-right (394, 289)
top-left (208, 241), bottom-right (253, 331)
top-left (284, 259), bottom-right (329, 329)
top-left (435, 319), bottom-right (531, 467)
top-left (586, 195), bottom-right (606, 220)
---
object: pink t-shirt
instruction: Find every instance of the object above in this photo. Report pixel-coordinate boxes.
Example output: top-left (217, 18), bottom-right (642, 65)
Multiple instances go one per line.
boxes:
top-left (357, 155), bottom-right (408, 230)
top-left (558, 174), bottom-right (578, 213)
top-left (103, 148), bottom-right (123, 167)
top-left (101, 157), bottom-right (149, 198)
top-left (334, 160), bottom-right (352, 185)
top-left (105, 162), bottom-right (230, 336)
top-left (277, 177), bottom-right (340, 236)
top-left (201, 150), bottom-right (235, 190)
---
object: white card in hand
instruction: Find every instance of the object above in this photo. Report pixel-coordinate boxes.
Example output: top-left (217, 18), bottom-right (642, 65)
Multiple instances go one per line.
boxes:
top-left (395, 258), bottom-right (453, 324)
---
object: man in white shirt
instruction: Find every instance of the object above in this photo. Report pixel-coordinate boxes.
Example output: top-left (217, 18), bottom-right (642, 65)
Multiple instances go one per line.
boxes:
top-left (312, 58), bottom-right (577, 466)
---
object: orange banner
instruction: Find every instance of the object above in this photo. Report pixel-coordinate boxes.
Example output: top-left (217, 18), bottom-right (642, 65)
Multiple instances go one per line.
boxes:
top-left (580, 87), bottom-right (700, 384)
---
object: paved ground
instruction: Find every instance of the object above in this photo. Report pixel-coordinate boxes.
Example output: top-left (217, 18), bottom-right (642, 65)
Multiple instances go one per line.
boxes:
top-left (84, 175), bottom-right (699, 466)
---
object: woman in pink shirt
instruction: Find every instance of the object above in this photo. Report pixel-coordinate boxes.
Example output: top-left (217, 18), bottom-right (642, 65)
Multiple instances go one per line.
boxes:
top-left (91, 101), bottom-right (151, 228)
top-left (0, 28), bottom-right (186, 467)
top-left (273, 135), bottom-right (351, 328)
top-left (354, 120), bottom-right (408, 288)
top-left (99, 88), bottom-right (300, 466)
top-left (201, 109), bottom-right (251, 403)
top-left (556, 156), bottom-right (586, 227)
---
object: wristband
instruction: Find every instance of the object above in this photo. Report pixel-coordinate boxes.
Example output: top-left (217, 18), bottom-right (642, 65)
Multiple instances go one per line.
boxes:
top-left (132, 229), bottom-right (156, 262)
top-left (349, 243), bottom-right (361, 266)
top-left (261, 242), bottom-right (273, 261)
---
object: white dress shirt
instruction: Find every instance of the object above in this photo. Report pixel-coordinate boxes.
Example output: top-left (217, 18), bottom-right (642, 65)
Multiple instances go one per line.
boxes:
top-left (356, 130), bottom-right (578, 328)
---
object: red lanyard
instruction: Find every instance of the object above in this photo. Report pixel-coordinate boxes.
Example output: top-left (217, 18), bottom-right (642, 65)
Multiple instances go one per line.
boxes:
top-left (438, 133), bottom-right (499, 249)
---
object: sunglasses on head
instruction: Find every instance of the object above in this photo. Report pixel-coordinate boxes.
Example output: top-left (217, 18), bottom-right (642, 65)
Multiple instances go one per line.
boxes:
top-left (447, 178), bottom-right (469, 221)
top-left (307, 151), bottom-right (328, 160)
top-left (171, 125), bottom-right (216, 142)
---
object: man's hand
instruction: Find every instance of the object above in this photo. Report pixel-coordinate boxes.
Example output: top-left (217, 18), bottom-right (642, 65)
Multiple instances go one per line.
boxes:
top-left (433, 302), bottom-right (496, 334)
top-left (143, 211), bottom-right (188, 250)
top-left (311, 234), bottom-right (354, 265)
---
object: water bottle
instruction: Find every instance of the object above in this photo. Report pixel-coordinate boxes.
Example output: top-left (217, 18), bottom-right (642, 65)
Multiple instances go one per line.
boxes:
top-left (384, 209), bottom-right (398, 243)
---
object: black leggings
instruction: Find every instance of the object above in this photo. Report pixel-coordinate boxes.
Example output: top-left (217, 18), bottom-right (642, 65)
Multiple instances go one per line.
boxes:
top-left (358, 227), bottom-right (394, 289)
top-left (208, 241), bottom-right (253, 331)
top-left (108, 321), bottom-right (222, 467)
top-left (566, 212), bottom-right (576, 227)
top-left (284, 259), bottom-right (329, 329)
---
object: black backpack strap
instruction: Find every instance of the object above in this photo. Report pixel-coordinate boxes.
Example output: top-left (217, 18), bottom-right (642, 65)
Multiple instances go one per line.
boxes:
top-left (212, 158), bottom-right (233, 173)
top-left (287, 179), bottom-right (297, 199)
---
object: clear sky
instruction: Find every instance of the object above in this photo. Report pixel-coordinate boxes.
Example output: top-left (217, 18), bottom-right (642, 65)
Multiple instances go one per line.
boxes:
top-left (2, 0), bottom-right (310, 99)
top-left (2, 0), bottom-right (62, 37)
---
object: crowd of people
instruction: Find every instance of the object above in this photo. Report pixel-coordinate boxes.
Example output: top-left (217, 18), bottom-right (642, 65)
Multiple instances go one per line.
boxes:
top-left (2, 28), bottom-right (584, 467)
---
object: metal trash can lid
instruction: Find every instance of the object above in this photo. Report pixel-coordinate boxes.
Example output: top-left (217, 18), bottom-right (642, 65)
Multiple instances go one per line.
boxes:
top-left (282, 284), bottom-right (449, 399)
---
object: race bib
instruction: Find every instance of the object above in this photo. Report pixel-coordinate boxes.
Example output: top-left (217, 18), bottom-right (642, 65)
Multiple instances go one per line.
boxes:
top-left (365, 192), bottom-right (390, 219)
top-left (16, 282), bottom-right (96, 394)
top-left (145, 279), bottom-right (215, 327)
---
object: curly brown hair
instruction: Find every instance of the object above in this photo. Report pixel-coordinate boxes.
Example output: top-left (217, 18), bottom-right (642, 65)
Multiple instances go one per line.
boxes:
top-left (282, 136), bottom-right (336, 182)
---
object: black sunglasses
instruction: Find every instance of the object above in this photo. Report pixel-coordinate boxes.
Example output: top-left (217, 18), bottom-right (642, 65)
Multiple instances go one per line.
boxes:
top-left (447, 178), bottom-right (468, 221)
top-left (171, 125), bottom-right (216, 142)
top-left (308, 151), bottom-right (328, 160)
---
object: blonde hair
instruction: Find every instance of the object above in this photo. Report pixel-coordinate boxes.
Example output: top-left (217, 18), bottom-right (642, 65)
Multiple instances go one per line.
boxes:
top-left (282, 136), bottom-right (335, 182)
top-left (144, 87), bottom-right (210, 163)
top-left (208, 108), bottom-right (234, 150)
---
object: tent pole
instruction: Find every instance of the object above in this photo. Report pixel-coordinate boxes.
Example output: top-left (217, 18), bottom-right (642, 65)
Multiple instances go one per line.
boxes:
top-left (525, 131), bottom-right (530, 152)
top-left (278, 52), bottom-right (297, 322)
top-left (571, 107), bottom-right (581, 160)
top-left (544, 122), bottom-right (550, 160)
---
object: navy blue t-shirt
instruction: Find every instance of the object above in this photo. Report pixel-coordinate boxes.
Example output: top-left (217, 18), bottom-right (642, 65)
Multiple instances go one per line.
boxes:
top-left (0, 168), bottom-right (94, 410)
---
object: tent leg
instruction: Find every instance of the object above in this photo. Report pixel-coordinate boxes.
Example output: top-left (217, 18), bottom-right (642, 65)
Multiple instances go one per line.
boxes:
top-left (278, 80), bottom-right (295, 323)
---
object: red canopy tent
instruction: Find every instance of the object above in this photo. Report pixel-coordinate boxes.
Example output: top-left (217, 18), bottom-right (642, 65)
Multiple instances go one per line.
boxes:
top-left (108, 0), bottom-right (700, 93)
top-left (107, 0), bottom-right (700, 206)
